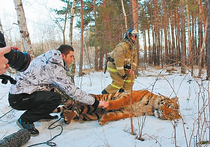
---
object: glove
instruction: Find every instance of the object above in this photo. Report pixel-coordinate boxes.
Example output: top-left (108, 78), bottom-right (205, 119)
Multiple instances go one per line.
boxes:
top-left (122, 74), bottom-right (127, 80)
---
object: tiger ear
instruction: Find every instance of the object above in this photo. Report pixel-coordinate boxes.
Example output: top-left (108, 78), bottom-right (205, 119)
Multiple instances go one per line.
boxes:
top-left (171, 97), bottom-right (178, 102)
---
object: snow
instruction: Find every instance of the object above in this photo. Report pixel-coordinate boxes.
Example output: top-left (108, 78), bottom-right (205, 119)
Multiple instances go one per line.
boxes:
top-left (0, 67), bottom-right (209, 147)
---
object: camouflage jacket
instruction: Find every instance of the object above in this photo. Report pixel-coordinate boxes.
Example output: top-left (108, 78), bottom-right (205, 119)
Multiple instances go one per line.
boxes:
top-left (9, 49), bottom-right (95, 105)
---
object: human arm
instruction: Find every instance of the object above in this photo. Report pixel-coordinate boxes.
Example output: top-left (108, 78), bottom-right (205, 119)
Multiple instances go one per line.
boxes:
top-left (113, 43), bottom-right (126, 78)
top-left (46, 51), bottom-right (96, 106)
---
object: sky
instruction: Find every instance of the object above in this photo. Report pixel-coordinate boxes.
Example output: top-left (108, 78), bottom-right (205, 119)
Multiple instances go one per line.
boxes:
top-left (0, 0), bottom-right (79, 43)
top-left (0, 67), bottom-right (209, 147)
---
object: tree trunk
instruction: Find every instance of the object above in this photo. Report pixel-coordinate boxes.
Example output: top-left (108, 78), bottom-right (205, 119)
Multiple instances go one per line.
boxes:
top-left (153, 0), bottom-right (159, 66)
top-left (69, 0), bottom-right (77, 82)
top-left (162, 0), bottom-right (168, 65)
top-left (79, 0), bottom-right (84, 76)
top-left (69, 0), bottom-right (78, 46)
top-left (93, 0), bottom-right (99, 71)
top-left (62, 0), bottom-right (70, 44)
top-left (13, 0), bottom-right (34, 58)
top-left (170, 3), bottom-right (175, 64)
top-left (180, 0), bottom-right (186, 73)
top-left (175, 5), bottom-right (181, 64)
top-left (132, 0), bottom-right (139, 75)
top-left (186, 2), bottom-right (193, 75)
top-left (198, 0), bottom-right (206, 74)
top-left (206, 0), bottom-right (210, 80)
top-left (121, 0), bottom-right (128, 30)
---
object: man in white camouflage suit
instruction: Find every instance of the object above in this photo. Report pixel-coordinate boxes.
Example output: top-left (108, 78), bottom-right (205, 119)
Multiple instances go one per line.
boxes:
top-left (9, 45), bottom-right (109, 136)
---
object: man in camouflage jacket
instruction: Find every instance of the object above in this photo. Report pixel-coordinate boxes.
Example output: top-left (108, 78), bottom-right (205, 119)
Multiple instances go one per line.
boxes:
top-left (102, 28), bottom-right (138, 94)
top-left (9, 44), bottom-right (108, 135)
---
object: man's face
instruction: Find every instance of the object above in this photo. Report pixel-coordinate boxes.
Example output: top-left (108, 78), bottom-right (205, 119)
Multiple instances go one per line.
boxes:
top-left (131, 35), bottom-right (136, 42)
top-left (62, 51), bottom-right (74, 66)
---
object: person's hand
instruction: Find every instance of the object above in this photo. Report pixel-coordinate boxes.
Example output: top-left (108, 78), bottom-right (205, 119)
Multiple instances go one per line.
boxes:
top-left (0, 46), bottom-right (11, 75)
top-left (98, 101), bottom-right (109, 108)
top-left (128, 69), bottom-right (134, 74)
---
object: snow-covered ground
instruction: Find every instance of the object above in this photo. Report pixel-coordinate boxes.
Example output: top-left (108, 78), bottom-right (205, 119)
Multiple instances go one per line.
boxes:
top-left (0, 67), bottom-right (209, 147)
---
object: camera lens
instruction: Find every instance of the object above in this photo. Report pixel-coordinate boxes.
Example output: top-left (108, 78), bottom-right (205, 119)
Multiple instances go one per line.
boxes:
top-left (4, 49), bottom-right (31, 72)
top-left (0, 31), bottom-right (31, 72)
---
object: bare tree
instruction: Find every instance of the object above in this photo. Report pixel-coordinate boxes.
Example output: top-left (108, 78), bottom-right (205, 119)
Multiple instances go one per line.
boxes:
top-left (206, 0), bottom-right (210, 80)
top-left (180, 0), bottom-right (186, 73)
top-left (186, 1), bottom-right (193, 75)
top-left (198, 0), bottom-right (207, 76)
top-left (69, 0), bottom-right (78, 46)
top-left (121, 0), bottom-right (128, 30)
top-left (93, 0), bottom-right (99, 71)
top-left (13, 0), bottom-right (34, 57)
top-left (79, 0), bottom-right (84, 76)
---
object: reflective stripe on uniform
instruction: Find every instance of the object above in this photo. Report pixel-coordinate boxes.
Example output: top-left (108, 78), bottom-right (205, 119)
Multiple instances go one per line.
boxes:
top-left (124, 79), bottom-right (135, 83)
top-left (116, 67), bottom-right (124, 70)
top-left (111, 83), bottom-right (121, 89)
top-left (132, 62), bottom-right (137, 66)
top-left (107, 67), bottom-right (118, 72)
top-left (125, 58), bottom-right (131, 62)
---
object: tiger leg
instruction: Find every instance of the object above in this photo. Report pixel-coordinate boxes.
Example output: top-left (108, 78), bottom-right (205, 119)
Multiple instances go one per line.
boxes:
top-left (53, 99), bottom-right (74, 113)
top-left (62, 110), bottom-right (77, 124)
top-left (62, 103), bottom-right (98, 123)
top-left (99, 110), bottom-right (133, 125)
top-left (106, 90), bottom-right (149, 110)
top-left (78, 113), bottom-right (102, 121)
top-left (75, 106), bottom-right (105, 121)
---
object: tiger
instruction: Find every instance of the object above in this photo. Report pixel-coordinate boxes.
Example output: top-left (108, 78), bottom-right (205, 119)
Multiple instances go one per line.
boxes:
top-left (53, 90), bottom-right (181, 125)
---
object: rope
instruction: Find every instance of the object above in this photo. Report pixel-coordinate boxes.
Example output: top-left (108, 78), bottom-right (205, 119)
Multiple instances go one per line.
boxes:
top-left (27, 118), bottom-right (63, 147)
top-left (0, 108), bottom-right (13, 119)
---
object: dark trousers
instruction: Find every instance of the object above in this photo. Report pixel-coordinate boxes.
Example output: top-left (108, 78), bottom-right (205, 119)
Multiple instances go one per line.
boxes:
top-left (9, 91), bottom-right (61, 123)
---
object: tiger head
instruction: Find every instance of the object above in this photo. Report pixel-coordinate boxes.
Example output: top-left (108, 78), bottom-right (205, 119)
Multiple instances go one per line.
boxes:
top-left (154, 96), bottom-right (181, 120)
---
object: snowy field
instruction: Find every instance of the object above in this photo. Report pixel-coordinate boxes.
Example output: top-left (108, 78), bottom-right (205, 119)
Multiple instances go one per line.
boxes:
top-left (0, 66), bottom-right (209, 147)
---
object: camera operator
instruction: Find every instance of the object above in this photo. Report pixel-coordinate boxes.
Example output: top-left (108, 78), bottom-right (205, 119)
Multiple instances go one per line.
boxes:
top-left (0, 31), bottom-right (31, 83)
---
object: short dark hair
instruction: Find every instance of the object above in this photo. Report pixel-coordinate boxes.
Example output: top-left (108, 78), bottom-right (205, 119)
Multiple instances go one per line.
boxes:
top-left (57, 44), bottom-right (74, 55)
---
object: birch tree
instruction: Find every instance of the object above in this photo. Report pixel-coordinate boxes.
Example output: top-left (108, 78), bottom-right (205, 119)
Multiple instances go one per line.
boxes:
top-left (13, 0), bottom-right (34, 57)
top-left (69, 0), bottom-right (78, 46)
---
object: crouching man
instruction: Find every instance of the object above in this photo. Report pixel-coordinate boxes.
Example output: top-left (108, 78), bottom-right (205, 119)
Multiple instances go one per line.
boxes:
top-left (8, 44), bottom-right (109, 136)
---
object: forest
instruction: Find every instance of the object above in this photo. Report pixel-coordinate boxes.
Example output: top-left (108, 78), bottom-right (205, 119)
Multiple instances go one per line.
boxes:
top-left (0, 0), bottom-right (210, 78)
top-left (1, 1), bottom-right (210, 146)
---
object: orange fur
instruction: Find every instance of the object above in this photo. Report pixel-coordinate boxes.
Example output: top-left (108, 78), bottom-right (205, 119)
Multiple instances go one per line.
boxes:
top-left (57, 90), bottom-right (181, 125)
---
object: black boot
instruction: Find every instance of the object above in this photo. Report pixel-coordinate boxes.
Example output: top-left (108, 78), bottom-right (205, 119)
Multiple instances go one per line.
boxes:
top-left (101, 89), bottom-right (108, 94)
top-left (118, 88), bottom-right (125, 92)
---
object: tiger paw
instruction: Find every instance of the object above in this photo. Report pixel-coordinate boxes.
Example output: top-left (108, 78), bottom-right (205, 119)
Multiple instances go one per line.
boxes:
top-left (98, 115), bottom-right (107, 125)
top-left (62, 110), bottom-right (76, 124)
top-left (98, 119), bottom-right (107, 126)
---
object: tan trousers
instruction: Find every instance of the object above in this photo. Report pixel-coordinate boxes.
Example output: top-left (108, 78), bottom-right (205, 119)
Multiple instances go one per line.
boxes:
top-left (105, 71), bottom-right (135, 94)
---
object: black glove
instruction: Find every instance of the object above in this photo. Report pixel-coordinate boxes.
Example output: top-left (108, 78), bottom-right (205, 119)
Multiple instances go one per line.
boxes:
top-left (122, 74), bottom-right (127, 79)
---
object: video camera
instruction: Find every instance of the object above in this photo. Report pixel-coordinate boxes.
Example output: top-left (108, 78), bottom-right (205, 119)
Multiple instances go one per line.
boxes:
top-left (0, 31), bottom-right (31, 84)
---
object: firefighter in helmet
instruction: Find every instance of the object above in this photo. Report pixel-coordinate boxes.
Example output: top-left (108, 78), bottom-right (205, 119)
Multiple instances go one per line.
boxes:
top-left (102, 28), bottom-right (138, 94)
